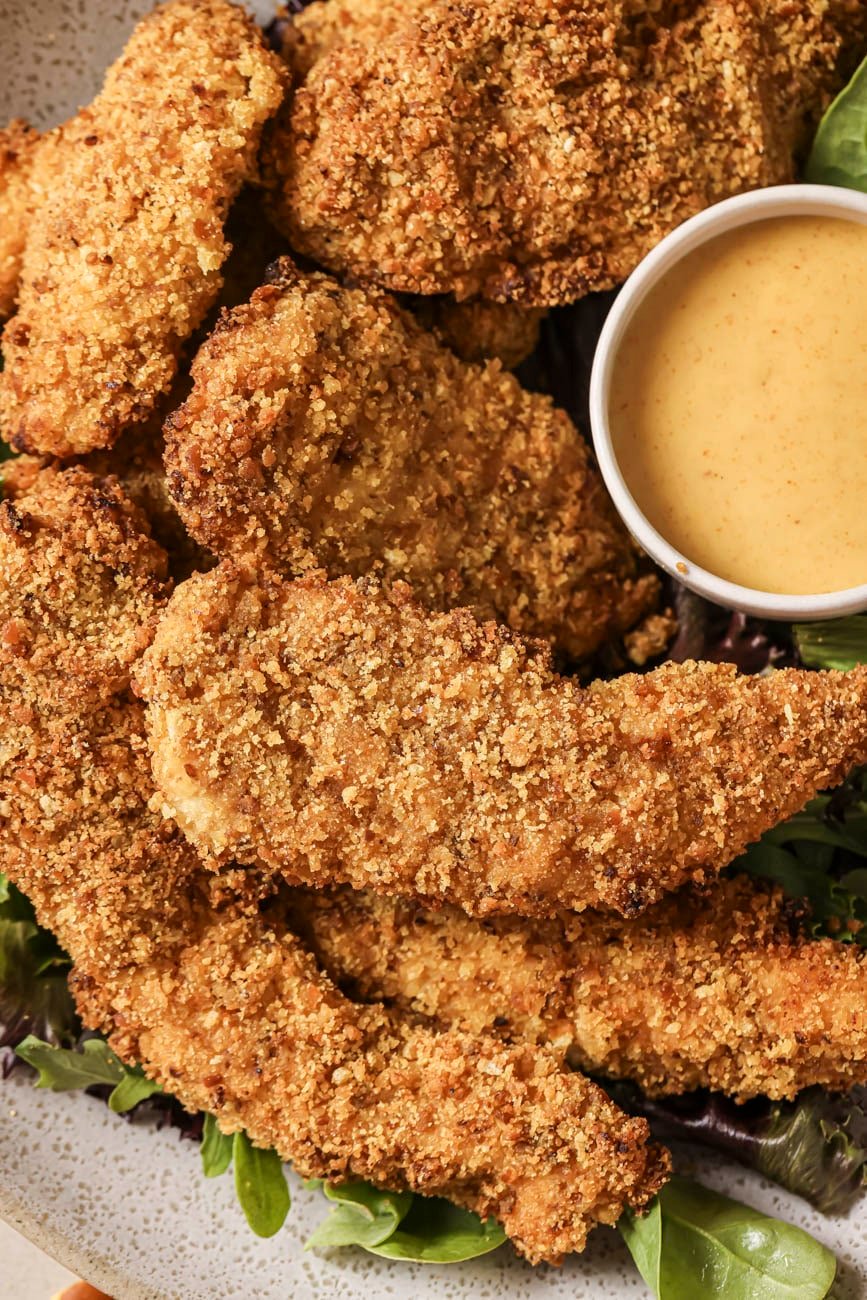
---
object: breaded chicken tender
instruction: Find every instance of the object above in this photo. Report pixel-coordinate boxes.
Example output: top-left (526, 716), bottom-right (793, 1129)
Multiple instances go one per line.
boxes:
top-left (164, 260), bottom-right (658, 660)
top-left (265, 0), bottom-right (867, 303)
top-left (137, 565), bottom-right (867, 918)
top-left (408, 297), bottom-right (545, 369)
top-left (0, 0), bottom-right (285, 459)
top-left (289, 875), bottom-right (867, 1102)
top-left (0, 464), bottom-right (169, 711)
top-left (0, 120), bottom-right (40, 319)
top-left (0, 469), bottom-right (666, 1264)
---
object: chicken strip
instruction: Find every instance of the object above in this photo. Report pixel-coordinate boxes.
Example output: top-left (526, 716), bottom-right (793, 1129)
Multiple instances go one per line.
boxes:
top-left (163, 260), bottom-right (658, 660)
top-left (408, 297), bottom-right (545, 369)
top-left (264, 0), bottom-right (867, 303)
top-left (0, 466), bottom-right (667, 1264)
top-left (0, 0), bottom-right (285, 459)
top-left (0, 120), bottom-right (40, 319)
top-left (137, 564), bottom-right (867, 918)
top-left (0, 464), bottom-right (169, 711)
top-left (288, 875), bottom-right (867, 1102)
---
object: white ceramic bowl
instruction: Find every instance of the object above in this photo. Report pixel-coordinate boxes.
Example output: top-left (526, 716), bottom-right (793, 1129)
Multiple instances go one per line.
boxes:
top-left (589, 183), bottom-right (867, 621)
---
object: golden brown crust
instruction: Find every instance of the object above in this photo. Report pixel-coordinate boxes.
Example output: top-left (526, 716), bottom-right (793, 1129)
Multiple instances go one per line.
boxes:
top-left (0, 0), bottom-right (286, 459)
top-left (164, 260), bottom-right (658, 660)
top-left (290, 875), bottom-right (867, 1102)
top-left (0, 466), bottom-right (667, 1264)
top-left (408, 297), bottom-right (544, 369)
top-left (265, 0), bottom-right (867, 304)
top-left (137, 564), bottom-right (867, 917)
top-left (0, 119), bottom-right (40, 319)
top-left (0, 464), bottom-right (169, 710)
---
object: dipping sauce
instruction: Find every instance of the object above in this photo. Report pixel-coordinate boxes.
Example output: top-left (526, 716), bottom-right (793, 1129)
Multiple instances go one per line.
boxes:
top-left (609, 215), bottom-right (867, 595)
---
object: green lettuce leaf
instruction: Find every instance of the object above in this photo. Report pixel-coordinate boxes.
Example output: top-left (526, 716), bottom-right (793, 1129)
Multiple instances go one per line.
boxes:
top-left (794, 617), bottom-right (867, 672)
top-left (619, 1176), bottom-right (836, 1299)
top-left (14, 1035), bottom-right (161, 1112)
top-left (805, 55), bottom-right (867, 191)
top-left (308, 1182), bottom-right (505, 1263)
top-left (232, 1131), bottom-right (291, 1238)
top-left (200, 1113), bottom-right (234, 1178)
top-left (307, 1182), bottom-right (413, 1250)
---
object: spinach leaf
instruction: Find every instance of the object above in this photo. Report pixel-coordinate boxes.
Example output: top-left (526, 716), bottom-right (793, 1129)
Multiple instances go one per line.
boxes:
top-left (619, 1176), bottom-right (836, 1299)
top-left (794, 617), bottom-right (867, 671)
top-left (307, 1182), bottom-right (413, 1251)
top-left (15, 1035), bottom-right (161, 1113)
top-left (806, 55), bottom-right (867, 191)
top-left (201, 1113), bottom-right (234, 1178)
top-left (232, 1131), bottom-right (291, 1238)
top-left (366, 1198), bottom-right (505, 1263)
top-left (308, 1182), bottom-right (505, 1263)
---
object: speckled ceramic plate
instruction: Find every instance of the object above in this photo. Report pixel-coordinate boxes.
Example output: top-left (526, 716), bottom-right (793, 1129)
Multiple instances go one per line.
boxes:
top-left (1, 4), bottom-right (867, 1297)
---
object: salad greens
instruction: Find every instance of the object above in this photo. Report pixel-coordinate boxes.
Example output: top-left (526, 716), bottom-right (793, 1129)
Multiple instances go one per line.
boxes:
top-left (232, 1131), bottom-right (292, 1238)
top-left (620, 1177), bottom-right (836, 1300)
top-left (14, 1035), bottom-right (162, 1113)
top-left (306, 1181), bottom-right (505, 1261)
top-left (806, 54), bottom-right (867, 191)
top-left (795, 617), bottom-right (867, 673)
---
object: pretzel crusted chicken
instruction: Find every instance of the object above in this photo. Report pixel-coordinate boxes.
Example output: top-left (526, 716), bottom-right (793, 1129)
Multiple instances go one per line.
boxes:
top-left (288, 875), bottom-right (867, 1102)
top-left (164, 260), bottom-right (658, 660)
top-left (0, 466), bottom-right (668, 1263)
top-left (137, 564), bottom-right (867, 918)
top-left (266, 0), bottom-right (867, 303)
top-left (0, 0), bottom-right (285, 459)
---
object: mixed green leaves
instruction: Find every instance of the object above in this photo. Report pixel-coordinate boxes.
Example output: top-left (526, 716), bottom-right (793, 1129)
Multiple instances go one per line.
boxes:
top-left (610, 1084), bottom-right (867, 1217)
top-left (806, 55), bottom-right (867, 191)
top-left (794, 616), bottom-right (867, 673)
top-left (619, 1177), bottom-right (836, 1300)
top-left (15, 1035), bottom-right (161, 1113)
top-left (732, 767), bottom-right (867, 945)
top-left (306, 1180), bottom-right (506, 1262)
top-left (0, 873), bottom-right (77, 1054)
top-left (199, 1118), bottom-right (292, 1237)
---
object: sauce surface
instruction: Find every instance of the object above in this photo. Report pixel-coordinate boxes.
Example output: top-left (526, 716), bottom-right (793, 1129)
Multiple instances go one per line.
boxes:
top-left (609, 214), bottom-right (867, 594)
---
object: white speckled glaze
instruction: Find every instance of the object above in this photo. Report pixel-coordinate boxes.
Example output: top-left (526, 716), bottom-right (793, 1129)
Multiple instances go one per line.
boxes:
top-left (1, 4), bottom-right (866, 1296)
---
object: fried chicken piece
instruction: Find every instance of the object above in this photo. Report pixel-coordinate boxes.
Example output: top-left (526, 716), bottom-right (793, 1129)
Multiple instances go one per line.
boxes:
top-left (408, 297), bottom-right (544, 369)
top-left (85, 426), bottom-right (214, 579)
top-left (0, 0), bottom-right (285, 459)
top-left (265, 0), bottom-right (867, 303)
top-left (0, 464), bottom-right (169, 712)
top-left (137, 565), bottom-right (867, 918)
top-left (0, 469), bottom-right (666, 1264)
top-left (163, 260), bottom-right (658, 660)
top-left (289, 874), bottom-right (867, 1102)
top-left (0, 120), bottom-right (40, 319)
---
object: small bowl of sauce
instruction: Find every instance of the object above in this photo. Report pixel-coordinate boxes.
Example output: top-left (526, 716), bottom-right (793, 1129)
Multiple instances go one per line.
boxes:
top-left (589, 184), bottom-right (867, 620)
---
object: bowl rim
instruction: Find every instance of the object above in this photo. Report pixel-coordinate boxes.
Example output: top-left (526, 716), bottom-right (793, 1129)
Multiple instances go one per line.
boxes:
top-left (588, 182), bottom-right (867, 622)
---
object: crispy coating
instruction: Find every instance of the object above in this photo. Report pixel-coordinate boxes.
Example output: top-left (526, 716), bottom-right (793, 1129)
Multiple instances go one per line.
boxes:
top-left (137, 565), bottom-right (867, 917)
top-left (0, 120), bottom-right (40, 319)
top-left (0, 464), bottom-right (169, 711)
top-left (408, 297), bottom-right (545, 369)
top-left (164, 260), bottom-right (658, 660)
top-left (289, 875), bottom-right (867, 1102)
top-left (0, 0), bottom-right (285, 459)
top-left (0, 469), bottom-right (666, 1263)
top-left (85, 427), bottom-right (214, 580)
top-left (265, 0), bottom-right (867, 303)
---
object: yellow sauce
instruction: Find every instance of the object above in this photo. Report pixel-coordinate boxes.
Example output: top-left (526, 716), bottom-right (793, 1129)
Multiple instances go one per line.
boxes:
top-left (609, 215), bottom-right (867, 594)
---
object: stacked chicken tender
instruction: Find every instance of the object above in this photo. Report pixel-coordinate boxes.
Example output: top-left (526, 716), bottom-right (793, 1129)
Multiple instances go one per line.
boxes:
top-left (2, 0), bottom-right (867, 1267)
